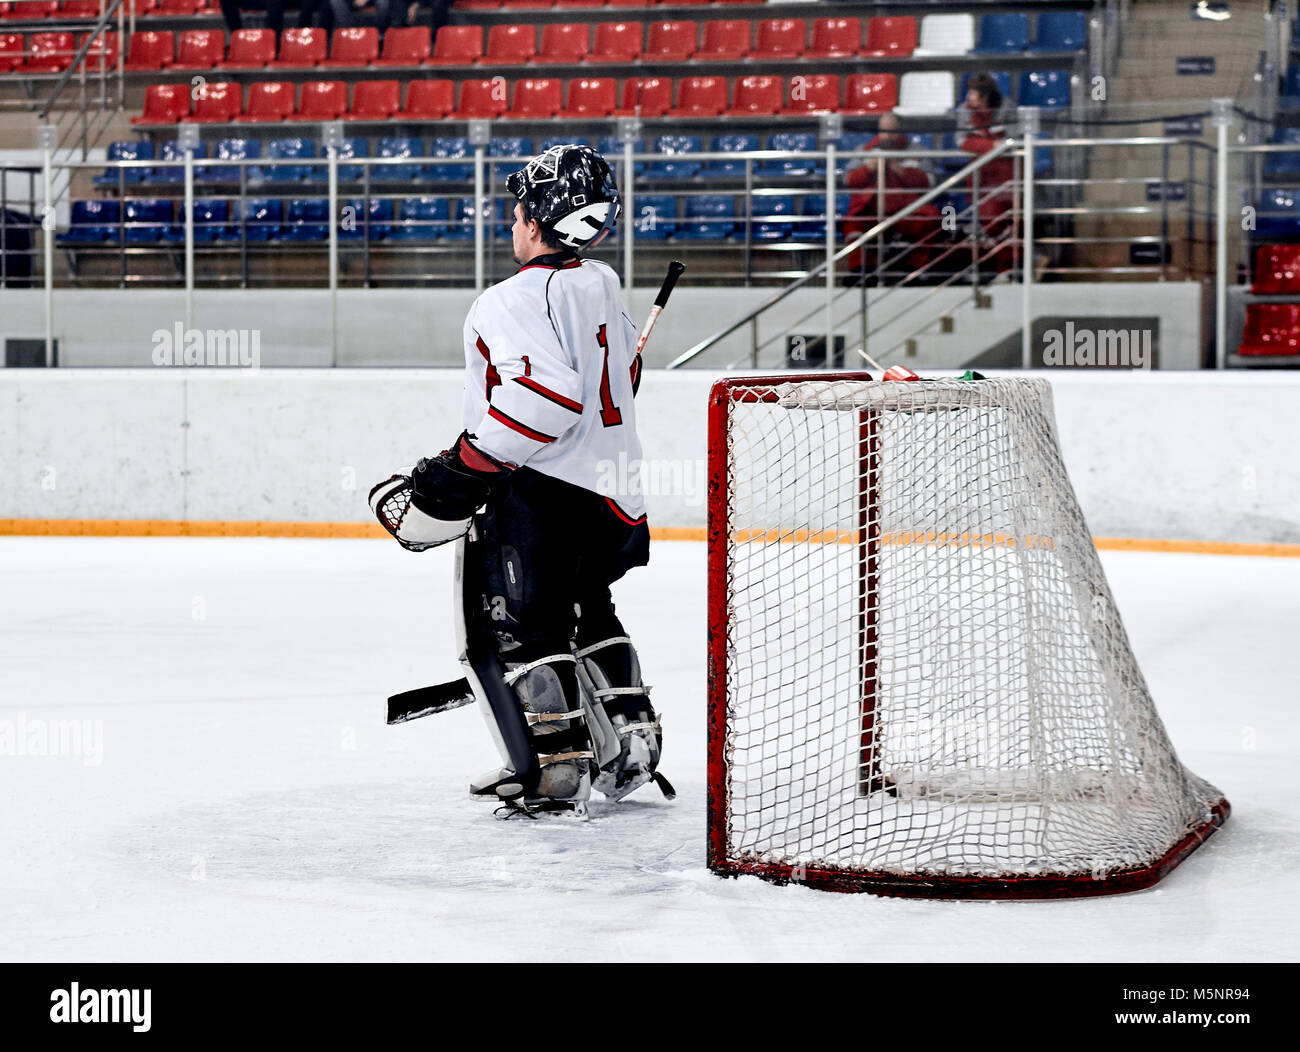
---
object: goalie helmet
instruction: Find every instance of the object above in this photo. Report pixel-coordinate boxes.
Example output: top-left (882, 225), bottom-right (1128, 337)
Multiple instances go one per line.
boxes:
top-left (506, 144), bottom-right (620, 252)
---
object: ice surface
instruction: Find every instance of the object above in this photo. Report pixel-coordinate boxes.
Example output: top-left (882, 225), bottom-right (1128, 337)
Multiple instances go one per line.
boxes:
top-left (0, 537), bottom-right (1296, 962)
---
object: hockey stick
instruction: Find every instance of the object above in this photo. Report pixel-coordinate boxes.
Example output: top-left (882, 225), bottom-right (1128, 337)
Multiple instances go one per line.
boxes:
top-left (387, 260), bottom-right (686, 727)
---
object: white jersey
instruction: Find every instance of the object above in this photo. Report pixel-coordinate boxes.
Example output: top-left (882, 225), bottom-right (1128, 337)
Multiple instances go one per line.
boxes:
top-left (461, 253), bottom-right (646, 523)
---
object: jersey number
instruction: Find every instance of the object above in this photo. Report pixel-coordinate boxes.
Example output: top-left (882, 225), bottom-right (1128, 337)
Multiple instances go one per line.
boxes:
top-left (596, 324), bottom-right (622, 427)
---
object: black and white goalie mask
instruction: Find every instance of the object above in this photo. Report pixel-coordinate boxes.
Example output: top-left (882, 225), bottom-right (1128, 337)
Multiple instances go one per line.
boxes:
top-left (506, 144), bottom-right (620, 252)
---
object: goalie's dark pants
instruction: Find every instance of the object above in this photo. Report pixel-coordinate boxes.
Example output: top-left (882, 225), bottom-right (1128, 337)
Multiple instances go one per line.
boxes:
top-left (475, 466), bottom-right (650, 663)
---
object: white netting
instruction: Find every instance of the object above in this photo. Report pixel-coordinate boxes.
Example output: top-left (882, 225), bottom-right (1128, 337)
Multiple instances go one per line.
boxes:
top-left (718, 377), bottom-right (1224, 887)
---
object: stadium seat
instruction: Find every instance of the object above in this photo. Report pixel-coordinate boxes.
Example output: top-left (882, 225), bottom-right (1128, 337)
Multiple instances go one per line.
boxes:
top-left (3, 1), bottom-right (59, 16)
top-left (94, 140), bottom-right (154, 186)
top-left (806, 17), bottom-right (859, 59)
top-left (223, 29), bottom-right (275, 69)
top-left (490, 135), bottom-right (532, 180)
top-left (456, 78), bottom-right (509, 118)
top-left (153, 0), bottom-right (200, 13)
top-left (750, 194), bottom-right (796, 239)
top-left (758, 132), bottom-right (816, 177)
top-left (428, 24), bottom-right (483, 66)
top-left (243, 80), bottom-right (295, 122)
top-left (21, 31), bottom-right (75, 72)
top-left (645, 134), bottom-right (703, 179)
top-left (401, 79), bottom-right (455, 119)
top-left (1255, 189), bottom-right (1300, 238)
top-left (784, 74), bottom-right (838, 114)
top-left (753, 18), bottom-right (805, 59)
top-left (259, 137), bottom-right (318, 182)
top-left (123, 198), bottom-right (172, 243)
top-left (728, 76), bottom-right (781, 117)
top-left (482, 24), bottom-right (535, 64)
top-left (270, 28), bottom-right (327, 68)
top-left (598, 134), bottom-right (644, 175)
top-left (914, 14), bottom-right (973, 56)
top-left (702, 133), bottom-right (757, 179)
top-left (698, 20), bottom-right (749, 61)
top-left (376, 136), bottom-right (426, 181)
top-left (1253, 244), bottom-right (1300, 293)
top-left (605, 0), bottom-right (649, 6)
top-left (630, 194), bottom-right (675, 240)
top-left (1238, 303), bottom-right (1300, 355)
top-left (973, 13), bottom-right (1029, 54)
top-left (507, 78), bottom-right (562, 118)
top-left (539, 136), bottom-right (589, 151)
top-left (78, 30), bottom-right (119, 73)
top-left (232, 197), bottom-right (282, 241)
top-left (843, 73), bottom-right (897, 115)
top-left (1286, 65), bottom-right (1300, 99)
top-left (323, 26), bottom-right (379, 67)
top-left (132, 82), bottom-right (189, 123)
top-left (333, 137), bottom-right (368, 180)
top-left (443, 196), bottom-right (481, 240)
top-left (644, 20), bottom-right (696, 62)
top-left (428, 136), bottom-right (472, 180)
top-left (589, 21), bottom-right (641, 63)
top-left (614, 77), bottom-right (671, 117)
top-left (958, 70), bottom-right (1012, 107)
top-left (280, 197), bottom-right (329, 240)
top-left (349, 79), bottom-right (401, 120)
top-left (895, 71), bottom-right (956, 116)
top-left (563, 77), bottom-right (616, 118)
top-left (171, 28), bottom-right (224, 70)
top-left (832, 131), bottom-right (876, 174)
top-left (1265, 127), bottom-right (1300, 178)
top-left (535, 23), bottom-right (588, 64)
top-left (672, 76), bottom-right (727, 118)
top-left (60, 199), bottom-right (119, 243)
top-left (60, 0), bottom-right (104, 15)
top-left (0, 32), bottom-right (22, 72)
top-left (296, 80), bottom-right (348, 120)
top-left (338, 197), bottom-right (393, 239)
top-left (677, 195), bottom-right (735, 240)
top-left (795, 192), bottom-right (851, 239)
top-left (163, 198), bottom-right (230, 242)
top-left (376, 26), bottom-right (431, 66)
top-left (1032, 11), bottom-right (1087, 52)
top-left (862, 16), bottom-right (916, 57)
top-left (185, 80), bottom-right (241, 123)
top-left (1019, 70), bottom-right (1070, 108)
top-left (198, 137), bottom-right (259, 182)
top-left (389, 196), bottom-right (448, 241)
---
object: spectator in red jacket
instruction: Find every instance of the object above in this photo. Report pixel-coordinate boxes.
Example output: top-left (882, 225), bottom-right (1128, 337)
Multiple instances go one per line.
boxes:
top-left (958, 73), bottom-right (1017, 256)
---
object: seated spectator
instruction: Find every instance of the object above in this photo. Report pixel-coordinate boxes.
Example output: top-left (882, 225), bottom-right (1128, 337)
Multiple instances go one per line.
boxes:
top-left (958, 73), bottom-right (1017, 254)
top-left (220, 0), bottom-right (292, 35)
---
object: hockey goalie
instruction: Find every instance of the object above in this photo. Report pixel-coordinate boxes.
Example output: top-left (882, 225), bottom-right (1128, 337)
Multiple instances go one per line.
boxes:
top-left (369, 144), bottom-right (673, 820)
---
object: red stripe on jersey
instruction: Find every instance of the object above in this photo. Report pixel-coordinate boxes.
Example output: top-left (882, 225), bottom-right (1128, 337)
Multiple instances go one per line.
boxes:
top-left (605, 497), bottom-right (647, 526)
top-left (487, 406), bottom-right (557, 444)
top-left (475, 334), bottom-right (491, 361)
top-left (513, 375), bottom-right (583, 414)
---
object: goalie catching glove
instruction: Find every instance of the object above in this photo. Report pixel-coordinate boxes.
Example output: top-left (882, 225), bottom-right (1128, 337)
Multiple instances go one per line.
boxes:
top-left (369, 432), bottom-right (513, 552)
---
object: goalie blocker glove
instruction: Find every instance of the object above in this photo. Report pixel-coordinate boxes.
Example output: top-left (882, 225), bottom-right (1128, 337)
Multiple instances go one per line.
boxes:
top-left (369, 433), bottom-right (513, 552)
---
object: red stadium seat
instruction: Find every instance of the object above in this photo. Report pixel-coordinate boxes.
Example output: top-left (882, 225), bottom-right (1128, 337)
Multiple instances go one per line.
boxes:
top-left (507, 77), bottom-right (562, 117)
top-left (4, 1), bottom-right (59, 16)
top-left (79, 30), bottom-right (118, 73)
top-left (753, 18), bottom-right (805, 59)
top-left (605, 0), bottom-right (649, 7)
top-left (1238, 304), bottom-right (1300, 355)
top-left (500, 0), bottom-right (550, 6)
top-left (807, 17), bottom-right (861, 58)
top-left (171, 29), bottom-right (225, 70)
top-left (154, 0), bottom-right (201, 12)
top-left (376, 26), bottom-right (431, 66)
top-left (644, 21), bottom-right (695, 62)
top-left (184, 80), bottom-right (241, 122)
top-left (671, 75), bottom-right (726, 117)
top-left (428, 25), bottom-right (483, 66)
top-left (22, 31), bottom-right (75, 72)
top-left (698, 20), bottom-right (749, 61)
top-left (842, 73), bottom-right (897, 114)
top-left (132, 82), bottom-right (189, 123)
top-left (296, 79), bottom-right (348, 120)
top-left (243, 80), bottom-right (296, 121)
top-left (223, 29), bottom-right (276, 69)
top-left (863, 16), bottom-right (917, 58)
top-left (61, 1), bottom-right (105, 16)
top-left (482, 24), bottom-right (535, 65)
top-left (614, 76), bottom-right (671, 117)
top-left (124, 30), bottom-right (173, 71)
top-left (323, 26), bottom-right (379, 67)
top-left (589, 22), bottom-right (640, 63)
top-left (1252, 245), bottom-right (1300, 294)
top-left (728, 75), bottom-right (782, 116)
top-left (563, 76), bottom-right (616, 117)
top-left (456, 77), bottom-right (509, 118)
top-left (456, 0), bottom-right (500, 7)
top-left (348, 79), bottom-right (401, 119)
top-left (534, 23), bottom-right (588, 64)
top-left (400, 78), bottom-right (454, 118)
top-left (270, 28), bottom-right (327, 68)
top-left (0, 33), bottom-right (21, 72)
top-left (785, 73), bottom-right (839, 113)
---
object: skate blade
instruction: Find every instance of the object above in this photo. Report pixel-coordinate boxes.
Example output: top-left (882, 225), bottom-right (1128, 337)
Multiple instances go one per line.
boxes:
top-left (493, 799), bottom-right (590, 822)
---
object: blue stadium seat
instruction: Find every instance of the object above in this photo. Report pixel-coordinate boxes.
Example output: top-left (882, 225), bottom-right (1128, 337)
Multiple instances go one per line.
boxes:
top-left (835, 132), bottom-right (876, 174)
top-left (676, 195), bottom-right (736, 240)
top-left (959, 71), bottom-right (1013, 107)
top-left (489, 136), bottom-right (533, 180)
top-left (1265, 128), bottom-right (1300, 178)
top-left (389, 197), bottom-right (449, 241)
top-left (758, 132), bottom-right (817, 177)
top-left (1256, 189), bottom-right (1300, 238)
top-left (598, 135), bottom-right (645, 176)
top-left (539, 136), bottom-right (589, 152)
top-left (123, 198), bottom-right (172, 243)
top-left (630, 194), bottom-right (675, 239)
top-left (94, 141), bottom-right (154, 187)
top-left (973, 13), bottom-right (1029, 54)
top-left (147, 140), bottom-right (207, 184)
top-left (492, 196), bottom-right (512, 239)
top-left (1286, 65), bottom-right (1300, 98)
top-left (428, 137), bottom-right (473, 181)
top-left (162, 198), bottom-right (231, 242)
top-left (59, 199), bottom-right (120, 242)
top-left (339, 197), bottom-right (394, 239)
top-left (335, 138), bottom-right (368, 182)
top-left (936, 131), bottom-right (967, 175)
top-left (645, 135), bottom-right (704, 180)
top-left (444, 196), bottom-right (486, 240)
top-left (751, 194), bottom-right (796, 239)
top-left (1019, 70), bottom-right (1070, 109)
top-left (376, 137), bottom-right (427, 182)
top-left (262, 138), bottom-right (319, 183)
top-left (281, 198), bottom-right (329, 240)
top-left (907, 132), bottom-right (935, 152)
top-left (703, 134), bottom-right (759, 180)
top-left (231, 197), bottom-right (283, 241)
top-left (199, 139), bottom-right (261, 184)
top-left (795, 193), bottom-right (851, 240)
top-left (1032, 11), bottom-right (1087, 52)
